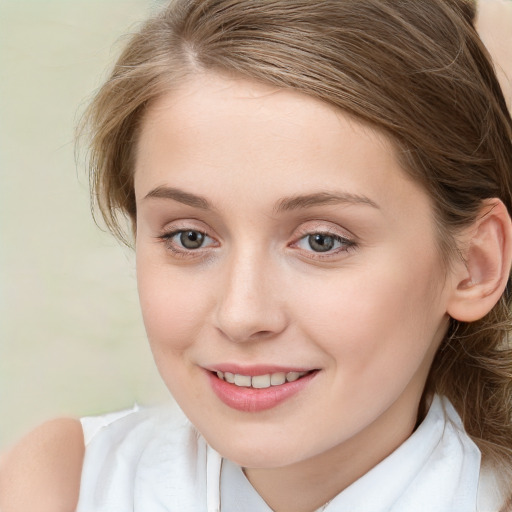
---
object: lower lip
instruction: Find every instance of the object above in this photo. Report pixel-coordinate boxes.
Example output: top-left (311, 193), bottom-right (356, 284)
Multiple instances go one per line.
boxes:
top-left (207, 371), bottom-right (318, 412)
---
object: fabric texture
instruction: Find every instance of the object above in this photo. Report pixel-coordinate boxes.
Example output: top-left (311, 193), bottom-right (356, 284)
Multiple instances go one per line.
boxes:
top-left (76, 395), bottom-right (504, 512)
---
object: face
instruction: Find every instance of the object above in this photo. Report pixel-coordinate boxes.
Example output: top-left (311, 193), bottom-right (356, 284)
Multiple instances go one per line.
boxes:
top-left (134, 73), bottom-right (452, 470)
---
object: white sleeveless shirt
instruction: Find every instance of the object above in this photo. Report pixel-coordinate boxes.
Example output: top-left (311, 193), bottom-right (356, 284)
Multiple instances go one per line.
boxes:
top-left (76, 395), bottom-right (506, 512)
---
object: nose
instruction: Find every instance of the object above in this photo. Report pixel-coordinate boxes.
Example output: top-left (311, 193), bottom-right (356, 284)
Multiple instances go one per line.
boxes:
top-left (214, 247), bottom-right (288, 343)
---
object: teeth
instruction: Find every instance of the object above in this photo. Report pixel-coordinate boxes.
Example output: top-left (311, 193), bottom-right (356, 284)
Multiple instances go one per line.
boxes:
top-left (234, 374), bottom-right (252, 387)
top-left (251, 374), bottom-right (271, 389)
top-left (216, 370), bottom-right (310, 388)
top-left (270, 372), bottom-right (286, 385)
top-left (286, 372), bottom-right (301, 382)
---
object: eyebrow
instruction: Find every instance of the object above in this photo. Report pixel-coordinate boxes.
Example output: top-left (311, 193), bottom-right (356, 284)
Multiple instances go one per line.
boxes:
top-left (274, 191), bottom-right (379, 213)
top-left (144, 186), bottom-right (211, 209)
top-left (144, 186), bottom-right (379, 212)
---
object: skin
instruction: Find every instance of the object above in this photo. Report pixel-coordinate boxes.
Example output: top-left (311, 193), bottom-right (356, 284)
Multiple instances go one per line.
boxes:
top-left (134, 73), bottom-right (454, 512)
top-left (476, 0), bottom-right (512, 109)
top-left (0, 419), bottom-right (84, 512)
top-left (0, 3), bottom-right (510, 510)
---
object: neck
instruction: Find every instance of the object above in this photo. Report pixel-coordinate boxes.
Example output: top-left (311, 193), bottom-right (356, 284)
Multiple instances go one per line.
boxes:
top-left (244, 392), bottom-right (421, 512)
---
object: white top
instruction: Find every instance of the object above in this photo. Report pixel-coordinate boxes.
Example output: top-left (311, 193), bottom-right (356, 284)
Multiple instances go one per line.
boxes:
top-left (76, 395), bottom-right (506, 512)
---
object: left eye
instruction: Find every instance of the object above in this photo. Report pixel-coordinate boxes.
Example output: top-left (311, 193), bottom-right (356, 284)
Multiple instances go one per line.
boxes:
top-left (296, 233), bottom-right (352, 253)
top-left (166, 230), bottom-right (214, 250)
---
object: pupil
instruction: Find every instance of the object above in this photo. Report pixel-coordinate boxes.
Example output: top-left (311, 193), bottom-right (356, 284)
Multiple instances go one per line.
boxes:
top-left (308, 234), bottom-right (334, 252)
top-left (180, 231), bottom-right (204, 249)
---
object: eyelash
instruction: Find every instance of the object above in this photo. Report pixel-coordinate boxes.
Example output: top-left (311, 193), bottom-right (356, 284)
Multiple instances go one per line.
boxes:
top-left (292, 229), bottom-right (356, 259)
top-left (157, 229), bottom-right (217, 259)
top-left (156, 226), bottom-right (357, 260)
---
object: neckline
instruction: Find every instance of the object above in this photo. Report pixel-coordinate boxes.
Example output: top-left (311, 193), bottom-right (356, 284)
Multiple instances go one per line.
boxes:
top-left (206, 395), bottom-right (481, 512)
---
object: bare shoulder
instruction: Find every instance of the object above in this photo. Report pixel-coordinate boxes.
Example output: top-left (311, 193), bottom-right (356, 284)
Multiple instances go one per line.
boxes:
top-left (476, 0), bottom-right (512, 108)
top-left (476, 0), bottom-right (512, 34)
top-left (0, 418), bottom-right (84, 512)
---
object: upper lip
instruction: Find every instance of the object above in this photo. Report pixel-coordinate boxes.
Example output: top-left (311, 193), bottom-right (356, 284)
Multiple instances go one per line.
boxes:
top-left (204, 364), bottom-right (317, 376)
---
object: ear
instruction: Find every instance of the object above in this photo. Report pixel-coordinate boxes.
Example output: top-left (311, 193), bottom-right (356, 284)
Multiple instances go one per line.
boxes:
top-left (447, 199), bottom-right (512, 322)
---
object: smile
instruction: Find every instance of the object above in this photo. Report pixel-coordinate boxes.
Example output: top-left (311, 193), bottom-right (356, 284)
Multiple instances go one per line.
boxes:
top-left (216, 370), bottom-right (310, 388)
top-left (207, 368), bottom-right (318, 412)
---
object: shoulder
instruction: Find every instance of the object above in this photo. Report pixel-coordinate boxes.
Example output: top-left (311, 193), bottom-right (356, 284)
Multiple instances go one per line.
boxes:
top-left (77, 403), bottom-right (214, 511)
top-left (77, 403), bottom-right (214, 512)
top-left (0, 418), bottom-right (84, 512)
top-left (476, 0), bottom-right (512, 107)
top-left (476, 0), bottom-right (512, 32)
top-left (476, 0), bottom-right (512, 61)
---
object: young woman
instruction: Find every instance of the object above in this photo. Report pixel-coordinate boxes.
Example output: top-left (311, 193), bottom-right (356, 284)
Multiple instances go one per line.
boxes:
top-left (1, 1), bottom-right (512, 511)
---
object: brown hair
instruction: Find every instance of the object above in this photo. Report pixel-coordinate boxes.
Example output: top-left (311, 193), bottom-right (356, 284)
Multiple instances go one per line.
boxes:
top-left (80, 0), bottom-right (512, 495)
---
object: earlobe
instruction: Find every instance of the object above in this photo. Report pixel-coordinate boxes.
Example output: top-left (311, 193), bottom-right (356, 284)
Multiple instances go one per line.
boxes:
top-left (447, 199), bottom-right (512, 323)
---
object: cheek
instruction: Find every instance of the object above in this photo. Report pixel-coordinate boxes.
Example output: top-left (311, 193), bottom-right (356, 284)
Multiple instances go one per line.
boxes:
top-left (295, 253), bottom-right (447, 378)
top-left (136, 257), bottom-right (211, 353)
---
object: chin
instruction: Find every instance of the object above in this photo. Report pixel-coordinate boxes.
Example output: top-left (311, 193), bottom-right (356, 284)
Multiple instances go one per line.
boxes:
top-left (222, 447), bottom-right (295, 469)
top-left (204, 430), bottom-right (311, 469)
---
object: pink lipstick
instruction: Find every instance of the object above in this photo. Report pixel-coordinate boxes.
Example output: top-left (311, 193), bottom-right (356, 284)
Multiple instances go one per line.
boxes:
top-left (206, 366), bottom-right (318, 412)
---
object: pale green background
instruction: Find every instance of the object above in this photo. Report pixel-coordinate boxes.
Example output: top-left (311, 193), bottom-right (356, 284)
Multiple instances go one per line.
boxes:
top-left (0, 0), bottom-right (169, 450)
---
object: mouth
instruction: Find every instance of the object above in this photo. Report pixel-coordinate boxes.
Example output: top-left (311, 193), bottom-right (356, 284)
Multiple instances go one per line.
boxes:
top-left (206, 367), bottom-right (319, 412)
top-left (213, 370), bottom-right (314, 389)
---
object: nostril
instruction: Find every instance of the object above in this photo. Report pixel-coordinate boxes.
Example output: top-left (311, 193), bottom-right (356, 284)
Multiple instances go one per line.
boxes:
top-left (250, 330), bottom-right (274, 339)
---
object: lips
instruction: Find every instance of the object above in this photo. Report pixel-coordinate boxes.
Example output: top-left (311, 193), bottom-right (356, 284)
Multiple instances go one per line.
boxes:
top-left (206, 366), bottom-right (318, 412)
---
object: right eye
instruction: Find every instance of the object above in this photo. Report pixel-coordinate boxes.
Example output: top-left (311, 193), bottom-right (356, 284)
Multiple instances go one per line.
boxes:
top-left (175, 230), bottom-right (207, 249)
top-left (159, 229), bottom-right (217, 254)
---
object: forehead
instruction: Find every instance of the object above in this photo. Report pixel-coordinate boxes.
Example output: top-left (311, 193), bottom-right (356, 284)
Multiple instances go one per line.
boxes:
top-left (135, 72), bottom-right (392, 160)
top-left (134, 72), bottom-right (429, 222)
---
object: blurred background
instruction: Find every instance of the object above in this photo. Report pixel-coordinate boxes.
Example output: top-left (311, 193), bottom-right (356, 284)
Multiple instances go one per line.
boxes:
top-left (0, 0), bottom-right (169, 451)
